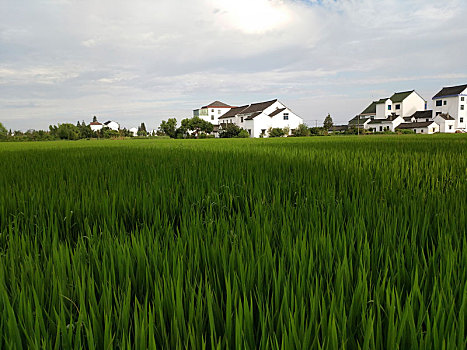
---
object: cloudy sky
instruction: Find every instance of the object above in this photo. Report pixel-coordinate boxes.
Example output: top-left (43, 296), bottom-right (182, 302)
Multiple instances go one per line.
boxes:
top-left (1, 0), bottom-right (467, 131)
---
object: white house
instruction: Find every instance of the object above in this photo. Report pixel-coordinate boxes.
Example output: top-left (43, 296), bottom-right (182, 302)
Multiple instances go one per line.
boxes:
top-left (433, 113), bottom-right (456, 133)
top-left (396, 121), bottom-right (439, 134)
top-left (103, 121), bottom-right (120, 131)
top-left (348, 101), bottom-right (377, 128)
top-left (366, 114), bottom-right (404, 132)
top-left (375, 91), bottom-right (426, 120)
top-left (432, 84), bottom-right (467, 132)
top-left (129, 127), bottom-right (138, 136)
top-left (193, 101), bottom-right (233, 125)
top-left (90, 121), bottom-right (103, 132)
top-left (218, 99), bottom-right (303, 138)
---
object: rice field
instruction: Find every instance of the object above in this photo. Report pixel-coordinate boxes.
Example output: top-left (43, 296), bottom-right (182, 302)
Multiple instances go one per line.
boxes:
top-left (0, 135), bottom-right (466, 349)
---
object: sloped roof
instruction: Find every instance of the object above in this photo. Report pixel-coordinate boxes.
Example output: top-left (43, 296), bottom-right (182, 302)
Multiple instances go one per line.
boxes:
top-left (218, 100), bottom-right (278, 120)
top-left (386, 114), bottom-right (400, 121)
top-left (245, 112), bottom-right (262, 120)
top-left (390, 91), bottom-right (414, 103)
top-left (360, 102), bottom-right (377, 115)
top-left (435, 113), bottom-right (455, 120)
top-left (329, 125), bottom-right (348, 131)
top-left (396, 121), bottom-right (436, 129)
top-left (241, 99), bottom-right (277, 114)
top-left (411, 110), bottom-right (432, 119)
top-left (90, 121), bottom-right (102, 125)
top-left (376, 98), bottom-right (390, 104)
top-left (403, 117), bottom-right (413, 122)
top-left (202, 101), bottom-right (232, 109)
top-left (268, 108), bottom-right (286, 117)
top-left (218, 105), bottom-right (249, 119)
top-left (349, 116), bottom-right (370, 125)
top-left (433, 84), bottom-right (467, 99)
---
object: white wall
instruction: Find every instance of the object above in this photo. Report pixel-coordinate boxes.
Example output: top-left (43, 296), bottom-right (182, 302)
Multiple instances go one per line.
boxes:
top-left (433, 116), bottom-right (456, 133)
top-left (375, 100), bottom-right (391, 119)
top-left (199, 107), bottom-right (231, 125)
top-left (432, 89), bottom-right (467, 131)
top-left (90, 124), bottom-right (103, 132)
top-left (413, 123), bottom-right (439, 134)
top-left (400, 92), bottom-right (426, 118)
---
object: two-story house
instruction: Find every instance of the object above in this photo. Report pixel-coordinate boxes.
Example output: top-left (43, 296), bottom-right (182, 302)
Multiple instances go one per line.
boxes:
top-left (193, 101), bottom-right (233, 125)
top-left (218, 99), bottom-right (303, 138)
top-left (432, 84), bottom-right (467, 132)
top-left (374, 91), bottom-right (426, 120)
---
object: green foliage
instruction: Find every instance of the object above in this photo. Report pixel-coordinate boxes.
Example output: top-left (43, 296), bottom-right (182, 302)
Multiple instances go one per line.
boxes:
top-left (323, 113), bottom-right (333, 130)
top-left (237, 129), bottom-right (250, 138)
top-left (137, 123), bottom-right (148, 137)
top-left (179, 117), bottom-right (214, 138)
top-left (219, 123), bottom-right (240, 138)
top-left (0, 136), bottom-right (466, 348)
top-left (268, 127), bottom-right (287, 137)
top-left (50, 123), bottom-right (80, 140)
top-left (309, 126), bottom-right (326, 136)
top-left (159, 118), bottom-right (178, 138)
top-left (0, 122), bottom-right (7, 139)
top-left (292, 123), bottom-right (310, 137)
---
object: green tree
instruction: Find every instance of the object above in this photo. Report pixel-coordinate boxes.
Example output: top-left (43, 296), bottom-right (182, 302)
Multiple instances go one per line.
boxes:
top-left (219, 123), bottom-right (242, 138)
top-left (137, 123), bottom-right (148, 136)
top-left (237, 129), bottom-right (250, 138)
top-left (51, 123), bottom-right (80, 140)
top-left (268, 127), bottom-right (287, 137)
top-left (159, 118), bottom-right (178, 138)
top-left (77, 121), bottom-right (92, 139)
top-left (323, 114), bottom-right (333, 131)
top-left (292, 123), bottom-right (310, 137)
top-left (0, 122), bottom-right (7, 139)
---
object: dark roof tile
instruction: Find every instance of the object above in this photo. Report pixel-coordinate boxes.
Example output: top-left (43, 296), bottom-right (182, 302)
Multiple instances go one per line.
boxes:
top-left (432, 84), bottom-right (467, 99)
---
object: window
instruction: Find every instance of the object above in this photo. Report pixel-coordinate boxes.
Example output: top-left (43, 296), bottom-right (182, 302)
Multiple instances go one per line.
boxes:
top-left (388, 105), bottom-right (392, 110)
top-left (449, 125), bottom-right (453, 130)
top-left (248, 129), bottom-right (251, 136)
top-left (461, 105), bottom-right (465, 110)
top-left (421, 129), bottom-right (424, 133)
top-left (241, 117), bottom-right (243, 123)
top-left (436, 100), bottom-right (442, 107)
top-left (211, 109), bottom-right (214, 112)
top-left (283, 113), bottom-right (289, 120)
top-left (462, 97), bottom-right (465, 101)
top-left (218, 110), bottom-right (221, 114)
top-left (414, 129), bottom-right (417, 133)
top-left (211, 116), bottom-right (214, 120)
top-left (461, 118), bottom-right (464, 123)
top-left (443, 101), bottom-right (447, 105)
top-left (426, 119), bottom-right (429, 122)
top-left (379, 126), bottom-right (383, 131)
top-left (395, 104), bottom-right (401, 110)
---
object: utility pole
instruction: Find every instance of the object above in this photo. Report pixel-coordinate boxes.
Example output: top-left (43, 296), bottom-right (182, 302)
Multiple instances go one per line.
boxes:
top-left (357, 115), bottom-right (360, 136)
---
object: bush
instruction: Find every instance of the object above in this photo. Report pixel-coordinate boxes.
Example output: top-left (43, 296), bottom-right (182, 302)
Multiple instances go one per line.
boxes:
top-left (268, 128), bottom-right (287, 138)
top-left (237, 130), bottom-right (250, 138)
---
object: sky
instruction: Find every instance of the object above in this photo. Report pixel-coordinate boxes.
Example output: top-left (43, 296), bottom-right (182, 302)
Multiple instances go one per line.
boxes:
top-left (1, 0), bottom-right (467, 131)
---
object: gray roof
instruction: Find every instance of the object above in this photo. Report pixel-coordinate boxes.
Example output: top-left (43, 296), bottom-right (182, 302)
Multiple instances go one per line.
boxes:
top-left (435, 113), bottom-right (455, 121)
top-left (411, 110), bottom-right (432, 120)
top-left (202, 101), bottom-right (232, 108)
top-left (218, 99), bottom-right (277, 120)
top-left (390, 91), bottom-right (414, 103)
top-left (396, 121), bottom-right (436, 129)
top-left (268, 108), bottom-right (286, 117)
top-left (360, 102), bottom-right (377, 115)
top-left (433, 84), bottom-right (467, 99)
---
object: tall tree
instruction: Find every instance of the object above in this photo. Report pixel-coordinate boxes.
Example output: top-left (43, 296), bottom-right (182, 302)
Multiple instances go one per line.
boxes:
top-left (323, 114), bottom-right (333, 131)
top-left (137, 122), bottom-right (148, 136)
top-left (159, 118), bottom-right (178, 138)
top-left (92, 116), bottom-right (98, 123)
top-left (0, 122), bottom-right (8, 139)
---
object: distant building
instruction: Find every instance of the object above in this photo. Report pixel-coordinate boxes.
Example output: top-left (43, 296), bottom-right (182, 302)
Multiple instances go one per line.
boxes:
top-left (90, 121), bottom-right (103, 132)
top-left (396, 121), bottom-right (439, 134)
top-left (103, 121), bottom-right (120, 131)
top-left (193, 101), bottom-right (233, 125)
top-left (432, 84), bottom-right (467, 132)
top-left (218, 99), bottom-right (303, 138)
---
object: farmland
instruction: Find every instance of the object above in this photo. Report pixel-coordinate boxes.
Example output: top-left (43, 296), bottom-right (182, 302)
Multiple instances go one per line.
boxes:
top-left (0, 135), bottom-right (466, 349)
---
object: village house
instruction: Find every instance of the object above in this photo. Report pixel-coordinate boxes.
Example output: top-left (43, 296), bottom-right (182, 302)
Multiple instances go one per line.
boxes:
top-left (432, 84), bottom-right (467, 132)
top-left (217, 99), bottom-right (303, 138)
top-left (396, 121), bottom-right (439, 134)
top-left (103, 121), bottom-right (120, 131)
top-left (89, 121), bottom-right (103, 132)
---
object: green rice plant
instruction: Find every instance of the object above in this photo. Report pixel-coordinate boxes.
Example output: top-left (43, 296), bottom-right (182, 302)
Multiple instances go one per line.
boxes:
top-left (0, 135), bottom-right (465, 349)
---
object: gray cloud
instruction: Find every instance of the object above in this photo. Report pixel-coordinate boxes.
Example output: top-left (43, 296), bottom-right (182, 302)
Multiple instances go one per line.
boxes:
top-left (1, 0), bottom-right (466, 130)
